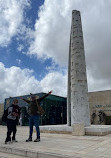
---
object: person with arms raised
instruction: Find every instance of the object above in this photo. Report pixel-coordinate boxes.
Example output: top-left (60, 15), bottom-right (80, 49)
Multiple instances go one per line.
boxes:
top-left (21, 91), bottom-right (52, 142)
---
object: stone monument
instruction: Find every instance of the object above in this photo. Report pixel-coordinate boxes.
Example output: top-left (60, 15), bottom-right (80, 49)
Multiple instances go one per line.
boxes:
top-left (67, 10), bottom-right (90, 127)
top-left (40, 10), bottom-right (111, 137)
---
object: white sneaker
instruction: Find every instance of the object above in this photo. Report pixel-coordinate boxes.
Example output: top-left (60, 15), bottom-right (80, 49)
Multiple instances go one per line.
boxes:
top-left (5, 141), bottom-right (12, 144)
top-left (12, 140), bottom-right (18, 143)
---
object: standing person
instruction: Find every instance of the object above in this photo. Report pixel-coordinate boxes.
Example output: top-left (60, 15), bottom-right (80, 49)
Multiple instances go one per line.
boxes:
top-left (5, 99), bottom-right (20, 144)
top-left (21, 91), bottom-right (52, 142)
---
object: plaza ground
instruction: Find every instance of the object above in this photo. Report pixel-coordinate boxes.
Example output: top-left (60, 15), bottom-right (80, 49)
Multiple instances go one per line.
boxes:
top-left (0, 125), bottom-right (111, 158)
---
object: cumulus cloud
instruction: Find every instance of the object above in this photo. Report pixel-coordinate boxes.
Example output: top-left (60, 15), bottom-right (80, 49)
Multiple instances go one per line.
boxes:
top-left (0, 62), bottom-right (67, 103)
top-left (28, 0), bottom-right (111, 92)
top-left (28, 0), bottom-right (71, 65)
top-left (0, 0), bottom-right (30, 47)
top-left (40, 72), bottom-right (67, 97)
top-left (0, 0), bottom-right (111, 103)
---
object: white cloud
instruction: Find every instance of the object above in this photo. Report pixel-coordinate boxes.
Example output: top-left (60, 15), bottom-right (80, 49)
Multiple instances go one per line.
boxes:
top-left (28, 0), bottom-right (111, 92)
top-left (17, 44), bottom-right (24, 52)
top-left (0, 62), bottom-right (67, 103)
top-left (1, 0), bottom-right (111, 101)
top-left (40, 72), bottom-right (67, 97)
top-left (0, 0), bottom-right (30, 47)
top-left (16, 59), bottom-right (22, 65)
top-left (28, 0), bottom-right (71, 65)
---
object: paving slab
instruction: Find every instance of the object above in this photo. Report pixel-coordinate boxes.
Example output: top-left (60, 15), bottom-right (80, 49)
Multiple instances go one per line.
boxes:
top-left (0, 152), bottom-right (27, 158)
top-left (0, 125), bottom-right (111, 158)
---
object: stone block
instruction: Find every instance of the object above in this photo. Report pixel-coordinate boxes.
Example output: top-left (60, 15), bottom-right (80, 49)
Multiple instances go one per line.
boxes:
top-left (27, 151), bottom-right (37, 158)
top-left (0, 147), bottom-right (12, 154)
top-left (72, 123), bottom-right (85, 136)
top-left (12, 148), bottom-right (27, 156)
top-left (37, 152), bottom-right (70, 158)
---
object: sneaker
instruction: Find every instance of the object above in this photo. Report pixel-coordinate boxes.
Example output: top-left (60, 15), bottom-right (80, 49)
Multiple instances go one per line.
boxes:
top-left (5, 141), bottom-right (11, 144)
top-left (12, 139), bottom-right (18, 143)
top-left (26, 137), bottom-right (32, 142)
top-left (34, 138), bottom-right (40, 142)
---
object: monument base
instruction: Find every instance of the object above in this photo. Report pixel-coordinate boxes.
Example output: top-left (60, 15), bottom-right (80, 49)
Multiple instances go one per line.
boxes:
top-left (40, 125), bottom-right (72, 134)
top-left (85, 125), bottom-right (111, 136)
top-left (39, 124), bottom-right (111, 136)
top-left (72, 123), bottom-right (85, 136)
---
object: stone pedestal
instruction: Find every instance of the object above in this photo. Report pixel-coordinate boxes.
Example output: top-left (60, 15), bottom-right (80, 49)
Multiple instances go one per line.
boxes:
top-left (72, 123), bottom-right (85, 136)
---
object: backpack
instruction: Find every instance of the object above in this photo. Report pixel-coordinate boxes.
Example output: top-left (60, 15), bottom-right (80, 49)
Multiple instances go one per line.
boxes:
top-left (2, 108), bottom-right (8, 122)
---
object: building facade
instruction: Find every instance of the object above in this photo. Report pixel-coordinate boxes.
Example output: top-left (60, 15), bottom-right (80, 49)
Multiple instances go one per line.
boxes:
top-left (4, 93), bottom-right (67, 126)
top-left (89, 90), bottom-right (111, 125)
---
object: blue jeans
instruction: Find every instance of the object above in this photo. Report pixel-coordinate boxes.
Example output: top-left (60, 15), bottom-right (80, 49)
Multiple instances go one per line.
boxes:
top-left (29, 115), bottom-right (40, 139)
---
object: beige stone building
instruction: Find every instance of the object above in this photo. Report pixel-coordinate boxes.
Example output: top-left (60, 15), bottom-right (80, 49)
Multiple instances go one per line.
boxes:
top-left (89, 90), bottom-right (111, 125)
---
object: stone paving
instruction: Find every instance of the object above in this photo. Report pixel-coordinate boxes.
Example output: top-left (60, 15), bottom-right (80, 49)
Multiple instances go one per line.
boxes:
top-left (0, 125), bottom-right (111, 158)
top-left (0, 152), bottom-right (27, 158)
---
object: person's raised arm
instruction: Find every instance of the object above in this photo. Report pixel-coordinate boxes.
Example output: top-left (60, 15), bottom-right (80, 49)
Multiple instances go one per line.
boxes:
top-left (20, 98), bottom-right (31, 104)
top-left (38, 91), bottom-right (52, 102)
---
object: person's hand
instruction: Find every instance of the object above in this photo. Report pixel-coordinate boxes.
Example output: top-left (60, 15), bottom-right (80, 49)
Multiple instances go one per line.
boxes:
top-left (12, 112), bottom-right (18, 116)
top-left (48, 91), bottom-right (52, 94)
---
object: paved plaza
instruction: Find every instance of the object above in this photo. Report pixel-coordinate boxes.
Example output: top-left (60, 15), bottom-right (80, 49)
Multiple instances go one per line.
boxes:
top-left (0, 125), bottom-right (111, 158)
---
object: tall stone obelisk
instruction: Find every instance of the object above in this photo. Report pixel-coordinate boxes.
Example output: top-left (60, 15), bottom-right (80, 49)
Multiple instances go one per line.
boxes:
top-left (67, 10), bottom-right (90, 126)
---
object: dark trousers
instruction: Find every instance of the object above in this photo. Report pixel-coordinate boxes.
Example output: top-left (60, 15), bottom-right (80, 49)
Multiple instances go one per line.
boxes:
top-left (29, 115), bottom-right (40, 139)
top-left (5, 119), bottom-right (17, 142)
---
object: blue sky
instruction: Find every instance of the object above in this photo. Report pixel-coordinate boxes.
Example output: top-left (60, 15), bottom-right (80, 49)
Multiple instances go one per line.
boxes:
top-left (0, 0), bottom-right (111, 103)
top-left (0, 0), bottom-right (51, 80)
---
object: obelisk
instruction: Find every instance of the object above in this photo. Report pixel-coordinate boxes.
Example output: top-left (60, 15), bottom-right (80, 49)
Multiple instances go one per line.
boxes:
top-left (67, 10), bottom-right (90, 126)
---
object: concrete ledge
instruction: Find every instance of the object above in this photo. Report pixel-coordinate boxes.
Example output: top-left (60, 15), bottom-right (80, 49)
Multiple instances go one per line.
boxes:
top-left (85, 131), bottom-right (111, 136)
top-left (37, 152), bottom-right (74, 158)
top-left (40, 130), bottom-right (72, 134)
top-left (40, 124), bottom-right (111, 136)
top-left (0, 146), bottom-right (12, 154)
top-left (0, 147), bottom-right (27, 157)
top-left (40, 125), bottom-right (72, 135)
top-left (85, 125), bottom-right (111, 136)
top-left (27, 151), bottom-right (38, 158)
top-left (12, 148), bottom-right (27, 156)
top-left (0, 146), bottom-right (75, 158)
